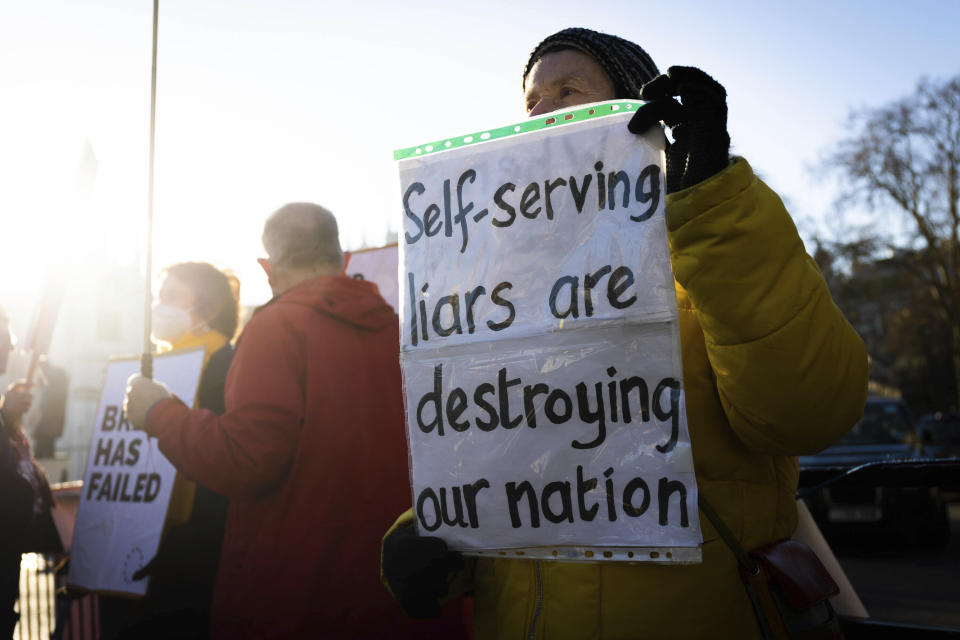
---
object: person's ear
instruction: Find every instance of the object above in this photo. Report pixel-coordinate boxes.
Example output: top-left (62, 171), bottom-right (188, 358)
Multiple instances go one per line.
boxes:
top-left (257, 258), bottom-right (272, 279)
top-left (258, 258), bottom-right (280, 294)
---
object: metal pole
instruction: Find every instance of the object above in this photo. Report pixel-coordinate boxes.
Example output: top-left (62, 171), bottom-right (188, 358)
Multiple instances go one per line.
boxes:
top-left (142, 0), bottom-right (159, 379)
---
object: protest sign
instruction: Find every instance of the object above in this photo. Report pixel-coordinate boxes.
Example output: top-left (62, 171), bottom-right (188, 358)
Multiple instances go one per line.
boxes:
top-left (69, 348), bottom-right (205, 595)
top-left (346, 244), bottom-right (400, 312)
top-left (396, 101), bottom-right (702, 562)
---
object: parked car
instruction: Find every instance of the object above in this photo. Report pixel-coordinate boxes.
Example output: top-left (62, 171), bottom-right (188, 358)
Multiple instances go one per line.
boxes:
top-left (799, 397), bottom-right (950, 546)
top-left (917, 412), bottom-right (960, 459)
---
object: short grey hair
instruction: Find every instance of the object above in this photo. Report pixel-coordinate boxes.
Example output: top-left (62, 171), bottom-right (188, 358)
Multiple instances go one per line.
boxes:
top-left (262, 203), bottom-right (344, 271)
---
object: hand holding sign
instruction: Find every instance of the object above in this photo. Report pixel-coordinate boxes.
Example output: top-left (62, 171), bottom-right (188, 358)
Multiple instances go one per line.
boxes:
top-left (628, 66), bottom-right (730, 193)
top-left (123, 374), bottom-right (171, 429)
top-left (382, 525), bottom-right (464, 619)
top-left (1, 381), bottom-right (33, 427)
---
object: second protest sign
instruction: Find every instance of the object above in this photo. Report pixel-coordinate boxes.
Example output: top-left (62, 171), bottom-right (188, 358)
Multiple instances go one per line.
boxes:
top-left (69, 348), bottom-right (205, 595)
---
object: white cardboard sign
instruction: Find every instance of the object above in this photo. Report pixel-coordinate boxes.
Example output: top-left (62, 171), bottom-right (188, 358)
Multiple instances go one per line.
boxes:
top-left (347, 244), bottom-right (400, 312)
top-left (69, 349), bottom-right (205, 595)
top-left (396, 102), bottom-right (702, 561)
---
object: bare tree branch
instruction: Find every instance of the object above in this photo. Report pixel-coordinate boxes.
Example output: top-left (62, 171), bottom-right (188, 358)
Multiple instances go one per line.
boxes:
top-left (824, 73), bottom-right (960, 400)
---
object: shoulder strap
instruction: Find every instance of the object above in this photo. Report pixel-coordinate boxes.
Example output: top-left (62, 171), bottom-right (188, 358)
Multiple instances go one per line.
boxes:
top-left (698, 494), bottom-right (760, 575)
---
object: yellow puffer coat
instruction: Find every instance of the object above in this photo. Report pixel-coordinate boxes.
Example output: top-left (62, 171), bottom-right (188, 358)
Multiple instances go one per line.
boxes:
top-left (387, 157), bottom-right (868, 639)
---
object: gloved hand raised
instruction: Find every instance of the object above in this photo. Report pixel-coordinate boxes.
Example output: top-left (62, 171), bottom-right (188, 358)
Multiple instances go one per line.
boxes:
top-left (382, 526), bottom-right (464, 619)
top-left (123, 374), bottom-right (170, 430)
top-left (628, 66), bottom-right (730, 193)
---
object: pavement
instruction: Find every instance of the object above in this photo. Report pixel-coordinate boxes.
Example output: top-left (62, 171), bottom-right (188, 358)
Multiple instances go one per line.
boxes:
top-left (833, 503), bottom-right (960, 629)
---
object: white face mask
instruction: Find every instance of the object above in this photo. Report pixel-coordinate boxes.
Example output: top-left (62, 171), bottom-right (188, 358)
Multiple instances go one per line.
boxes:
top-left (151, 303), bottom-right (194, 343)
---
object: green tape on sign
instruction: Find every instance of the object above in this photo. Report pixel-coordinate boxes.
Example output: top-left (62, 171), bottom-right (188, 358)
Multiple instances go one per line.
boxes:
top-left (393, 100), bottom-right (643, 161)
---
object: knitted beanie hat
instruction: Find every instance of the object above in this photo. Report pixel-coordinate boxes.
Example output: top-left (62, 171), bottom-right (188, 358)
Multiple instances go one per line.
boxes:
top-left (523, 27), bottom-right (660, 100)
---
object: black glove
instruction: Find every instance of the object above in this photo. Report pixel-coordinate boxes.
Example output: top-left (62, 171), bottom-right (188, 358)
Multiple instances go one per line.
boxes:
top-left (628, 66), bottom-right (730, 193)
top-left (131, 556), bottom-right (155, 581)
top-left (382, 526), bottom-right (464, 619)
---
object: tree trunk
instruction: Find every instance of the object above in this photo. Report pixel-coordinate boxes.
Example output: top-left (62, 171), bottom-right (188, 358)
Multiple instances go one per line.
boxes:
top-left (951, 322), bottom-right (960, 411)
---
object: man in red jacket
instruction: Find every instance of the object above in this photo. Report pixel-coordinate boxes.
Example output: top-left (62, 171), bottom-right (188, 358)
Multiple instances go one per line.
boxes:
top-left (124, 203), bottom-right (464, 639)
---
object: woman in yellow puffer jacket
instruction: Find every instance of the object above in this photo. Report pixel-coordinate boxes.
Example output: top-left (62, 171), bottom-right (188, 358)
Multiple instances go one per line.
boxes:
top-left (384, 27), bottom-right (868, 640)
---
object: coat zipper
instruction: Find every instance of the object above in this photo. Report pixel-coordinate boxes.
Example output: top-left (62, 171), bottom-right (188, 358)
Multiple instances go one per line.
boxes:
top-left (528, 561), bottom-right (543, 640)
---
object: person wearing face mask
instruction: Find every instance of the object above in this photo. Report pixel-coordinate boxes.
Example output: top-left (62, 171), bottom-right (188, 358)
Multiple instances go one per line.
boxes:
top-left (380, 27), bottom-right (868, 639)
top-left (105, 262), bottom-right (240, 640)
top-left (151, 262), bottom-right (240, 372)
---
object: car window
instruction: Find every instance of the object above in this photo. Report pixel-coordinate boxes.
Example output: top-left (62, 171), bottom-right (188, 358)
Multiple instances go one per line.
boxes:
top-left (919, 419), bottom-right (960, 444)
top-left (841, 403), bottom-right (911, 445)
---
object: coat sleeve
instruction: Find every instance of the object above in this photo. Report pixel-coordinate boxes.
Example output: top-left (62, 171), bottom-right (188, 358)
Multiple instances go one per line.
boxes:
top-left (145, 308), bottom-right (304, 499)
top-left (667, 158), bottom-right (868, 456)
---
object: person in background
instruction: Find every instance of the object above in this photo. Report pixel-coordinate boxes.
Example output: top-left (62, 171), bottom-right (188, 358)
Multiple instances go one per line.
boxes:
top-left (110, 262), bottom-right (239, 640)
top-left (381, 27), bottom-right (868, 639)
top-left (150, 261), bottom-right (239, 415)
top-left (124, 204), bottom-right (467, 639)
top-left (32, 359), bottom-right (69, 461)
top-left (0, 307), bottom-right (59, 636)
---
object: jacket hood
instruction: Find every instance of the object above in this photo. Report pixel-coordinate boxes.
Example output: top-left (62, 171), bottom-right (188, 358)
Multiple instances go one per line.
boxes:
top-left (267, 274), bottom-right (397, 331)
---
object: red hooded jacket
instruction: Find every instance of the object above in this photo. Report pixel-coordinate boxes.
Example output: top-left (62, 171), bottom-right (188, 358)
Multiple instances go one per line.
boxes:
top-left (145, 275), bottom-right (461, 639)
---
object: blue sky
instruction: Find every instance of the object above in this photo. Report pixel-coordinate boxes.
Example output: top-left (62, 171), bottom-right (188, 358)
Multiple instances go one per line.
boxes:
top-left (1, 0), bottom-right (958, 312)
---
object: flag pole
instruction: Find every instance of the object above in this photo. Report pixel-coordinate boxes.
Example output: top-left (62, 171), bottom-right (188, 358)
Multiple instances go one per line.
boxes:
top-left (142, 0), bottom-right (159, 379)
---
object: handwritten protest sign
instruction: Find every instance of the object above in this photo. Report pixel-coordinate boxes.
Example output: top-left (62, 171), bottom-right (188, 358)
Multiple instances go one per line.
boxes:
top-left (396, 101), bottom-right (702, 562)
top-left (346, 244), bottom-right (400, 312)
top-left (69, 349), bottom-right (205, 595)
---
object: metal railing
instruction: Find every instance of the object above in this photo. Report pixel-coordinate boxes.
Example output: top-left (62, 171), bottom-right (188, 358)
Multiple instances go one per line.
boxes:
top-left (14, 554), bottom-right (56, 640)
top-left (13, 553), bottom-right (102, 640)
